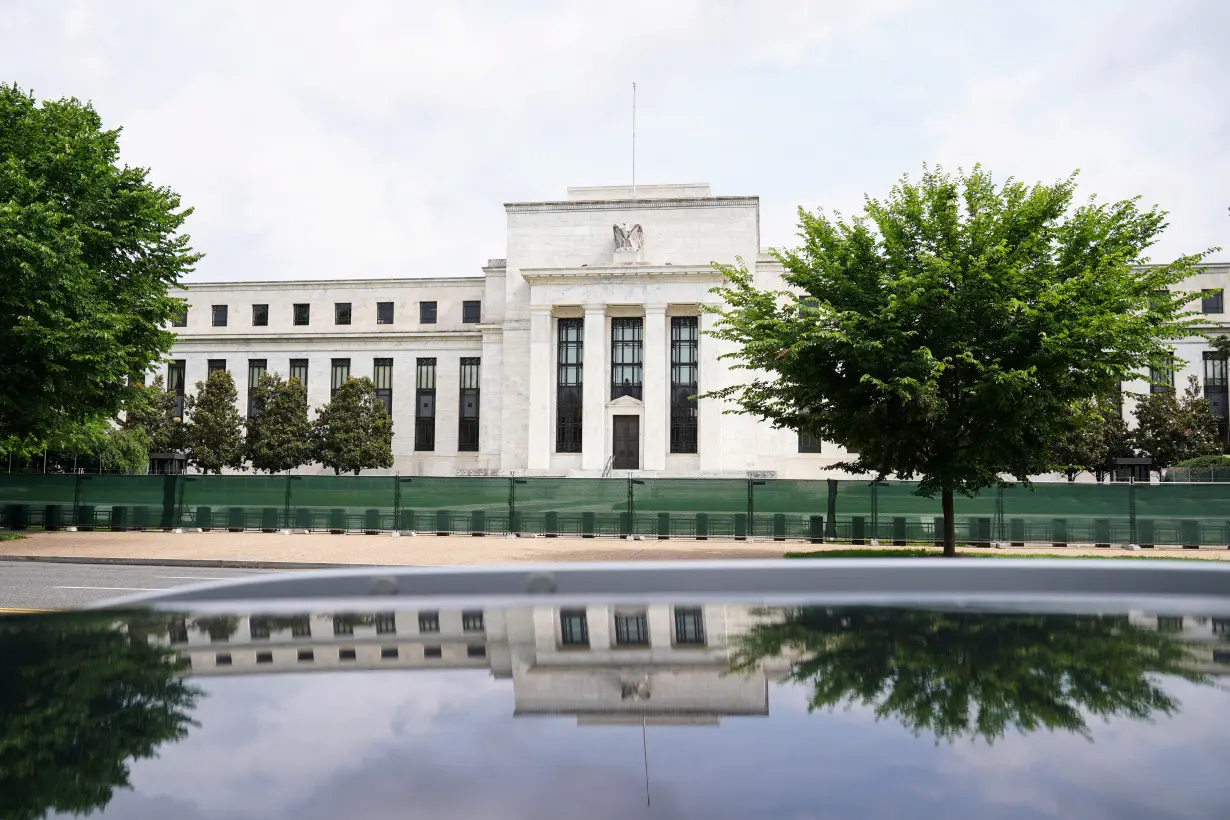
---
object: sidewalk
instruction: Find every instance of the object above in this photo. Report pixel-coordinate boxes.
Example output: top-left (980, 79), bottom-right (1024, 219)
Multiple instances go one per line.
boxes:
top-left (0, 530), bottom-right (1228, 567)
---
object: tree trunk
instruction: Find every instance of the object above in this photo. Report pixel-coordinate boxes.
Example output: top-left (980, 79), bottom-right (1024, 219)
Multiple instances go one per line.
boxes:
top-left (941, 486), bottom-right (956, 557)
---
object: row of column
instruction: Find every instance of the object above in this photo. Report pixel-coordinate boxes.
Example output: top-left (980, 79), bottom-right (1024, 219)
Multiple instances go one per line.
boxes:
top-left (526, 304), bottom-right (724, 472)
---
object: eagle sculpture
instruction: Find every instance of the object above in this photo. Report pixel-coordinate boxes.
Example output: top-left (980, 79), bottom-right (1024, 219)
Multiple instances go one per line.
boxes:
top-left (613, 222), bottom-right (644, 252)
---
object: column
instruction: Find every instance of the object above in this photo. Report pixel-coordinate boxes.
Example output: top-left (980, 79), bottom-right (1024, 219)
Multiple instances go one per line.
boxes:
top-left (581, 304), bottom-right (607, 471)
top-left (642, 305), bottom-right (668, 471)
top-left (527, 306), bottom-right (553, 471)
top-left (698, 306), bottom-right (725, 473)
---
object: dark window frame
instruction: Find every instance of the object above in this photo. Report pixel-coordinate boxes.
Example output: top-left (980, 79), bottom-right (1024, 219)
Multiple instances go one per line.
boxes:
top-left (252, 304), bottom-right (269, 327)
top-left (798, 432), bottom-right (822, 453)
top-left (293, 303), bottom-right (310, 326)
top-left (670, 316), bottom-right (698, 453)
top-left (556, 318), bottom-right (584, 453)
top-left (211, 304), bottom-right (228, 327)
top-left (418, 611), bottom-right (440, 633)
top-left (462, 300), bottom-right (482, 324)
top-left (375, 613), bottom-right (396, 634)
top-left (560, 609), bottom-right (589, 647)
top-left (614, 611), bottom-right (649, 646)
top-left (334, 302), bottom-right (352, 326)
top-left (459, 357), bottom-right (480, 452)
top-left (1149, 355), bottom-right (1175, 395)
top-left (462, 610), bottom-right (484, 632)
top-left (247, 359), bottom-right (267, 417)
top-left (289, 359), bottom-right (308, 396)
top-left (419, 301), bottom-right (437, 324)
top-left (611, 317), bottom-right (643, 400)
top-left (168, 360), bottom-right (186, 419)
top-left (207, 359), bottom-right (227, 376)
top-left (467, 644), bottom-right (487, 658)
top-left (376, 301), bottom-right (394, 325)
top-left (373, 358), bottom-right (393, 415)
top-left (1201, 289), bottom-right (1224, 315)
top-left (415, 358), bottom-right (437, 451)
top-left (673, 606), bottom-right (705, 646)
top-left (330, 358), bottom-right (350, 399)
top-left (171, 304), bottom-right (188, 327)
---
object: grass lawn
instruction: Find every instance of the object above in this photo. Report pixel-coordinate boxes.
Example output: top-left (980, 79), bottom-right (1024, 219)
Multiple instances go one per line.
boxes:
top-left (784, 547), bottom-right (1212, 560)
top-left (0, 532), bottom-right (28, 542)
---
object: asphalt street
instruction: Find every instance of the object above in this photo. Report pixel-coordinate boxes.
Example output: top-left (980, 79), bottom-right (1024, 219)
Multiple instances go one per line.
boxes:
top-left (0, 561), bottom-right (274, 611)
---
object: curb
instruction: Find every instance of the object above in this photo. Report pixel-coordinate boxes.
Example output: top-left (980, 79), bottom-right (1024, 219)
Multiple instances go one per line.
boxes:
top-left (0, 555), bottom-right (376, 571)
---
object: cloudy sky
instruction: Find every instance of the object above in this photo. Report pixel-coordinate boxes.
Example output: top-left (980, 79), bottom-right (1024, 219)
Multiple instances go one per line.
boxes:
top-left (5, 0), bottom-right (1228, 282)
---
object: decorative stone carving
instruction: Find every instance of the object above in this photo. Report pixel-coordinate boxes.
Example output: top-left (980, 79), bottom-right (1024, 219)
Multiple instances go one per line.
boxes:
top-left (613, 222), bottom-right (644, 252)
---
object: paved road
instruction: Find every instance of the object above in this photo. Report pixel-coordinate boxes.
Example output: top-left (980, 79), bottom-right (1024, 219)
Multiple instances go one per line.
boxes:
top-left (0, 561), bottom-right (274, 611)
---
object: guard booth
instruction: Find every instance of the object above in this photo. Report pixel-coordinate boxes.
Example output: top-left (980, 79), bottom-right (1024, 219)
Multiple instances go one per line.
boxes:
top-left (1110, 457), bottom-right (1151, 483)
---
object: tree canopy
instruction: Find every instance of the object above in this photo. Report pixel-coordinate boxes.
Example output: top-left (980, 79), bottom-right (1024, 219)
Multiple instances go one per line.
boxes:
top-left (121, 374), bottom-right (187, 454)
top-left (0, 611), bottom-right (200, 820)
top-left (1132, 375), bottom-right (1220, 472)
top-left (0, 84), bottom-right (201, 442)
top-left (184, 369), bottom-right (246, 473)
top-left (705, 165), bottom-right (1211, 554)
top-left (246, 373), bottom-right (315, 473)
top-left (313, 377), bottom-right (394, 475)
top-left (732, 607), bottom-right (1207, 744)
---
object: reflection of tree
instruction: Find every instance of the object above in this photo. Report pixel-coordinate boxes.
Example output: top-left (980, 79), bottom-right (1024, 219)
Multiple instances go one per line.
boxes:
top-left (191, 615), bottom-right (240, 642)
top-left (733, 608), bottom-right (1209, 743)
top-left (0, 611), bottom-right (201, 820)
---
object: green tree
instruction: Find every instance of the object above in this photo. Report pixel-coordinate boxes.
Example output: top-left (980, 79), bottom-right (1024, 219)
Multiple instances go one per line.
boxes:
top-left (705, 165), bottom-right (1211, 555)
top-left (313, 377), bottom-right (394, 475)
top-left (0, 84), bottom-right (201, 443)
top-left (732, 607), bottom-right (1207, 744)
top-left (95, 425), bottom-right (151, 474)
top-left (0, 611), bottom-right (201, 820)
top-left (121, 374), bottom-right (187, 453)
top-left (1049, 395), bottom-right (1135, 482)
top-left (1133, 375), bottom-right (1220, 473)
top-left (184, 369), bottom-right (246, 474)
top-left (246, 373), bottom-right (315, 473)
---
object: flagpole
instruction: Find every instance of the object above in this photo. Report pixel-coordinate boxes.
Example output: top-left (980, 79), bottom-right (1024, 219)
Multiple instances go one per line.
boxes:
top-left (631, 82), bottom-right (637, 199)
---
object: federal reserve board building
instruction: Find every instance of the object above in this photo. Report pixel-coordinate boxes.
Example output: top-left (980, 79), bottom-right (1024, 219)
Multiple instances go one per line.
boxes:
top-left (166, 183), bottom-right (1230, 480)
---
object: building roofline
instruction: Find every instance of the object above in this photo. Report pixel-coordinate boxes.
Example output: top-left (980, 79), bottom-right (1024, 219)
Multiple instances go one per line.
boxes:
top-left (504, 195), bottom-right (759, 214)
top-left (175, 275), bottom-right (484, 291)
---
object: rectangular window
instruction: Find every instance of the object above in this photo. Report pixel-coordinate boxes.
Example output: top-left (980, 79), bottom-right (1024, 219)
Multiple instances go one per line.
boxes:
top-left (339, 648), bottom-right (357, 661)
top-left (798, 432), bottom-right (822, 453)
top-left (171, 303), bottom-right (188, 327)
top-left (293, 303), bottom-right (310, 326)
top-left (333, 616), bottom-right (354, 636)
top-left (1149, 355), bottom-right (1174, 394)
top-left (560, 609), bottom-right (589, 646)
top-left (375, 613), bottom-right (396, 634)
top-left (256, 651), bottom-right (273, 664)
top-left (215, 652), bottom-right (232, 666)
top-left (673, 607), bottom-right (705, 645)
top-left (1203, 351), bottom-right (1228, 422)
top-left (1202, 289), bottom-right (1223, 314)
top-left (418, 611), bottom-right (440, 633)
top-left (377, 301), bottom-right (394, 324)
top-left (252, 304), bottom-right (268, 326)
top-left (459, 357), bottom-right (480, 451)
top-left (211, 304), bottom-right (228, 327)
top-left (168, 619), bottom-right (188, 644)
top-left (462, 610), bottom-right (484, 632)
top-left (330, 358), bottom-right (350, 399)
top-left (1157, 616), bottom-right (1184, 633)
top-left (424, 645), bottom-right (442, 659)
top-left (556, 318), bottom-right (584, 452)
top-left (298, 649), bottom-right (314, 662)
top-left (289, 359), bottom-right (308, 396)
top-left (415, 358), bottom-right (436, 451)
top-left (381, 647), bottom-right (399, 660)
top-left (168, 360), bottom-right (186, 419)
top-left (670, 317), bottom-right (698, 453)
top-left (420, 301), bottom-right (437, 324)
top-left (289, 617), bottom-right (311, 638)
top-left (249, 617), bottom-right (271, 640)
top-left (467, 645), bottom-right (487, 658)
top-left (248, 359), bottom-right (267, 417)
top-left (373, 358), bottom-right (393, 415)
top-left (614, 612), bottom-right (649, 646)
top-left (334, 302), bottom-right (352, 325)
top-left (462, 300), bottom-right (482, 324)
top-left (207, 359), bottom-right (226, 376)
top-left (611, 317), bottom-right (643, 400)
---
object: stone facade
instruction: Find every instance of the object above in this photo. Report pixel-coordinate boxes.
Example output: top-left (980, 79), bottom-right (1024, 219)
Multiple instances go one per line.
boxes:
top-left (167, 183), bottom-right (1230, 479)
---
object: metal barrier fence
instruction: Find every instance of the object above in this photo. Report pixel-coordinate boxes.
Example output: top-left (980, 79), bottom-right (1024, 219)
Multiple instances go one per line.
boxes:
top-left (1, 474), bottom-right (1229, 547)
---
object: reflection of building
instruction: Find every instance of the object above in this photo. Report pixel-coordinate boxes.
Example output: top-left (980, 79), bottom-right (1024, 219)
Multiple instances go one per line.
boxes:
top-left (1130, 613), bottom-right (1230, 675)
top-left (161, 604), bottom-right (790, 724)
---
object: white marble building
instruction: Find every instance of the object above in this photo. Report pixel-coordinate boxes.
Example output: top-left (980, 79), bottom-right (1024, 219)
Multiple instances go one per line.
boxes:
top-left (166, 183), bottom-right (1230, 478)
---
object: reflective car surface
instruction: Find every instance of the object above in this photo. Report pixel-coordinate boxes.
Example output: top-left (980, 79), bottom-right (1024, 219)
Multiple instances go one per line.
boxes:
top-left (4, 565), bottom-right (1230, 819)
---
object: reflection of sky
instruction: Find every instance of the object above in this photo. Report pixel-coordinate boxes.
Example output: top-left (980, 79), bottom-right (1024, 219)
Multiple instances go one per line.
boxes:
top-left (56, 671), bottom-right (1230, 820)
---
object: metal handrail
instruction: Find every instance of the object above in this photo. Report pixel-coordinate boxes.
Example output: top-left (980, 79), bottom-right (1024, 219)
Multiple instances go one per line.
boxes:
top-left (601, 454), bottom-right (615, 479)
